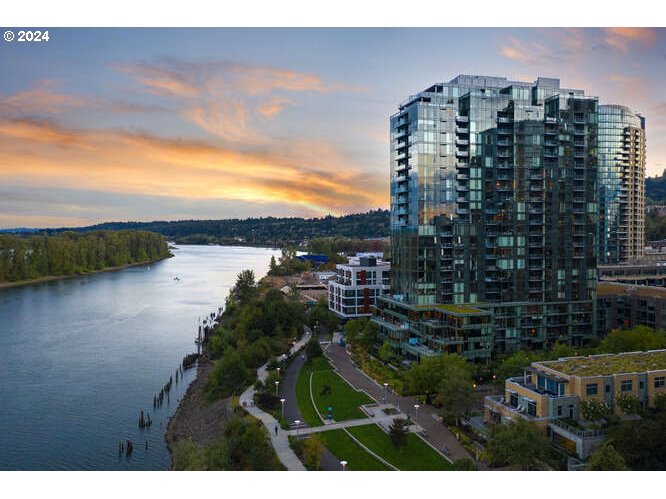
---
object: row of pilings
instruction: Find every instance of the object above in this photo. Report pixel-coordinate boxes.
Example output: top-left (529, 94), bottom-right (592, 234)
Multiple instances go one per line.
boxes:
top-left (123, 306), bottom-right (224, 459)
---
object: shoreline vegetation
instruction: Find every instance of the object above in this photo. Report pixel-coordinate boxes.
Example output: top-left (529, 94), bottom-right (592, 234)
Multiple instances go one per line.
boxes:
top-left (0, 255), bottom-right (172, 289)
top-left (165, 252), bottom-right (326, 470)
top-left (0, 230), bottom-right (172, 288)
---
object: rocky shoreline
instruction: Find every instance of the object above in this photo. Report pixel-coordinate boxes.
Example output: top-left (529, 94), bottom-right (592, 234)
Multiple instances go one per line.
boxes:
top-left (164, 357), bottom-right (230, 467)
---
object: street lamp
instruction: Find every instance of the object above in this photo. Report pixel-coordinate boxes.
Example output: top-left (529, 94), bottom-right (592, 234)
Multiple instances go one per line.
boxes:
top-left (383, 383), bottom-right (388, 404)
top-left (414, 404), bottom-right (420, 427)
top-left (275, 380), bottom-right (280, 396)
top-left (340, 460), bottom-right (348, 471)
top-left (280, 398), bottom-right (286, 420)
top-left (277, 366), bottom-right (281, 378)
top-left (294, 419), bottom-right (301, 437)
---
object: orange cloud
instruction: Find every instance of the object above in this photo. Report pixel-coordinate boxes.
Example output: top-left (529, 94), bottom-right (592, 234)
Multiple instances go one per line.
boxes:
top-left (604, 27), bottom-right (658, 52)
top-left (257, 97), bottom-right (291, 119)
top-left (0, 118), bottom-right (387, 216)
top-left (114, 59), bottom-right (364, 142)
top-left (114, 63), bottom-right (199, 97)
top-left (0, 80), bottom-right (85, 116)
top-left (498, 36), bottom-right (559, 66)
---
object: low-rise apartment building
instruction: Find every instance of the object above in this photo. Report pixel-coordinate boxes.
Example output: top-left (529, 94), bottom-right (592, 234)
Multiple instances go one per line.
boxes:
top-left (597, 282), bottom-right (666, 331)
top-left (485, 350), bottom-right (666, 457)
top-left (328, 256), bottom-right (390, 319)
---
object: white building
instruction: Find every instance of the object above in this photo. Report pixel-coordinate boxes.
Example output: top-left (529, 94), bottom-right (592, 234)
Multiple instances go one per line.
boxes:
top-left (328, 256), bottom-right (390, 319)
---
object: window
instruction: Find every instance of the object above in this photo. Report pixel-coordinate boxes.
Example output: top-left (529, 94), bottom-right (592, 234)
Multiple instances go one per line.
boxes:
top-left (557, 405), bottom-right (562, 417)
top-left (527, 401), bottom-right (537, 417)
top-left (509, 393), bottom-right (518, 407)
top-left (605, 384), bottom-right (611, 394)
top-left (655, 377), bottom-right (666, 389)
top-left (621, 380), bottom-right (633, 392)
top-left (586, 383), bottom-right (598, 396)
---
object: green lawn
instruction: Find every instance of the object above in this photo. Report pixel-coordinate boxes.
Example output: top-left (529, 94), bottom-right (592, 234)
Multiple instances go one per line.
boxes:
top-left (347, 424), bottom-right (453, 471)
top-left (318, 429), bottom-right (389, 471)
top-left (311, 370), bottom-right (374, 422)
top-left (295, 356), bottom-right (332, 427)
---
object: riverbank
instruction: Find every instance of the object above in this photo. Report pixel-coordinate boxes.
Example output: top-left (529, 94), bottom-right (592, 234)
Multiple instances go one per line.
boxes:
top-left (165, 358), bottom-right (230, 459)
top-left (0, 254), bottom-right (173, 290)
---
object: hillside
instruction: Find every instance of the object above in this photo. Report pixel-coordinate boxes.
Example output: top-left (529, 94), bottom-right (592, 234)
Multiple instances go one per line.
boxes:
top-left (39, 210), bottom-right (391, 247)
top-left (646, 170), bottom-right (666, 203)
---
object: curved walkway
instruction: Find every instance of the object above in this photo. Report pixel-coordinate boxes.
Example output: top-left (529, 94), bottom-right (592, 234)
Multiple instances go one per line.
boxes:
top-left (238, 329), bottom-right (312, 471)
top-left (325, 334), bottom-right (482, 466)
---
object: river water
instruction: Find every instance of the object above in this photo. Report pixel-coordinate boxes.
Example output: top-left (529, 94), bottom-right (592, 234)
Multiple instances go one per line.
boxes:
top-left (0, 245), bottom-right (278, 470)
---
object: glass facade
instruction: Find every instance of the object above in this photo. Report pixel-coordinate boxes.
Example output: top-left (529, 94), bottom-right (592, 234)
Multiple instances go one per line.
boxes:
top-left (598, 105), bottom-right (646, 264)
top-left (380, 75), bottom-right (602, 361)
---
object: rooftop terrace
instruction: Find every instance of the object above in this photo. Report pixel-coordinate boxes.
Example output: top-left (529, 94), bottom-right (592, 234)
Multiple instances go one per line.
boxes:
top-left (538, 350), bottom-right (666, 377)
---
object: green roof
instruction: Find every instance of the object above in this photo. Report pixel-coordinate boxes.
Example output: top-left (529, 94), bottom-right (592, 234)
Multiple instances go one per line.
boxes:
top-left (539, 350), bottom-right (666, 377)
top-left (414, 303), bottom-right (487, 315)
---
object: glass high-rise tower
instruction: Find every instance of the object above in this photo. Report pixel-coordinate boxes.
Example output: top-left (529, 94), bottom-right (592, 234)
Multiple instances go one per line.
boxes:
top-left (598, 105), bottom-right (646, 264)
top-left (375, 75), bottom-right (600, 362)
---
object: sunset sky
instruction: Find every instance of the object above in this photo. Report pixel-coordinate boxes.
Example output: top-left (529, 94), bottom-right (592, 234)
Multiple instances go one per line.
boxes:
top-left (1, 27), bottom-right (664, 228)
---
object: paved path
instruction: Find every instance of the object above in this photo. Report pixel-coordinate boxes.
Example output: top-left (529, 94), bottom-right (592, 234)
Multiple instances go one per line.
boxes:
top-left (325, 336), bottom-right (480, 465)
top-left (280, 326), bottom-right (340, 471)
top-left (238, 329), bottom-right (312, 471)
top-left (285, 414), bottom-right (404, 436)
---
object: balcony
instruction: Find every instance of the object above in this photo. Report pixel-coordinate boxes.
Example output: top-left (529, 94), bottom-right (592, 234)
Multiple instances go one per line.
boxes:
top-left (456, 139), bottom-right (470, 146)
top-left (456, 115), bottom-right (469, 123)
top-left (456, 150), bottom-right (469, 158)
top-left (497, 116), bottom-right (512, 124)
top-left (456, 127), bottom-right (469, 134)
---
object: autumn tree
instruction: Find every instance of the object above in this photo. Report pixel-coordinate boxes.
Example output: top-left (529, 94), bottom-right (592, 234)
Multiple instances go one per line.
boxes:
top-left (302, 434), bottom-right (325, 470)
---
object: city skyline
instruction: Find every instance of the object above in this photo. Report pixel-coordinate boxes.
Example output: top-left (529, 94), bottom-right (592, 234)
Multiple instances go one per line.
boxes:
top-left (1, 27), bottom-right (664, 228)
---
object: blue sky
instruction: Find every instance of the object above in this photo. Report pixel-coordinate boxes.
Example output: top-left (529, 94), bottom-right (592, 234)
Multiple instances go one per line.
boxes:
top-left (0, 27), bottom-right (664, 228)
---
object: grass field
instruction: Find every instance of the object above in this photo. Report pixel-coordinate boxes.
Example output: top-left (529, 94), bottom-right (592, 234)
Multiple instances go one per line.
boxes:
top-left (295, 356), bottom-right (331, 426)
top-left (318, 429), bottom-right (389, 471)
top-left (347, 424), bottom-right (453, 471)
top-left (311, 369), bottom-right (374, 422)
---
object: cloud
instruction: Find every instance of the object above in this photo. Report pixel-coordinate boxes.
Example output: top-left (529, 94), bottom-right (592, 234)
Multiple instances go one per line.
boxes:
top-left (0, 117), bottom-right (387, 219)
top-left (604, 27), bottom-right (658, 52)
top-left (114, 63), bottom-right (200, 97)
top-left (114, 59), bottom-right (365, 143)
top-left (0, 80), bottom-right (86, 116)
top-left (257, 97), bottom-right (291, 119)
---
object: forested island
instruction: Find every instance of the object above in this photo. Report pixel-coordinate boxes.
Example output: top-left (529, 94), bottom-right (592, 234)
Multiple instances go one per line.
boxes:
top-left (0, 230), bottom-right (170, 285)
top-left (37, 209), bottom-right (390, 247)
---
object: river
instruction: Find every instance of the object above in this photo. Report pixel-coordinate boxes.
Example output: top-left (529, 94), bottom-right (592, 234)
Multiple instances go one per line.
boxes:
top-left (0, 245), bottom-right (279, 470)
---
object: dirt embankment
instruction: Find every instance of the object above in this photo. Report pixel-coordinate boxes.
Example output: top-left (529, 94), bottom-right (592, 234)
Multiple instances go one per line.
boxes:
top-left (165, 358), bottom-right (230, 455)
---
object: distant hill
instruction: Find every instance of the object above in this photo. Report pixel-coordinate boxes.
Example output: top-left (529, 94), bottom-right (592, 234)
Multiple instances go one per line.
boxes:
top-left (36, 210), bottom-right (391, 247)
top-left (646, 170), bottom-right (666, 204)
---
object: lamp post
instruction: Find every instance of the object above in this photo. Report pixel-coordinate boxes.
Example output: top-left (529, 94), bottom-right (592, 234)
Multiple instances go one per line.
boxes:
top-left (277, 366), bottom-right (281, 378)
top-left (414, 404), bottom-right (420, 427)
top-left (383, 383), bottom-right (388, 404)
top-left (275, 380), bottom-right (280, 396)
top-left (295, 419), bottom-right (301, 437)
top-left (280, 398), bottom-right (286, 420)
top-left (340, 460), bottom-right (348, 471)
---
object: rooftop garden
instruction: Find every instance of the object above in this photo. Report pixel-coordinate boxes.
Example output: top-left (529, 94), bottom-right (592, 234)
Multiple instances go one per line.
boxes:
top-left (541, 350), bottom-right (666, 376)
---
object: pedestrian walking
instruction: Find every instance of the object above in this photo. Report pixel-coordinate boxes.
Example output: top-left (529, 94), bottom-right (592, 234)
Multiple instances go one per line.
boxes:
top-left (274, 425), bottom-right (278, 436)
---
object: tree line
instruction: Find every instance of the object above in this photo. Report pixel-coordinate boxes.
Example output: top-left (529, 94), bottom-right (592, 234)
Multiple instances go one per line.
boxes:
top-left (0, 230), bottom-right (170, 283)
top-left (39, 209), bottom-right (390, 247)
